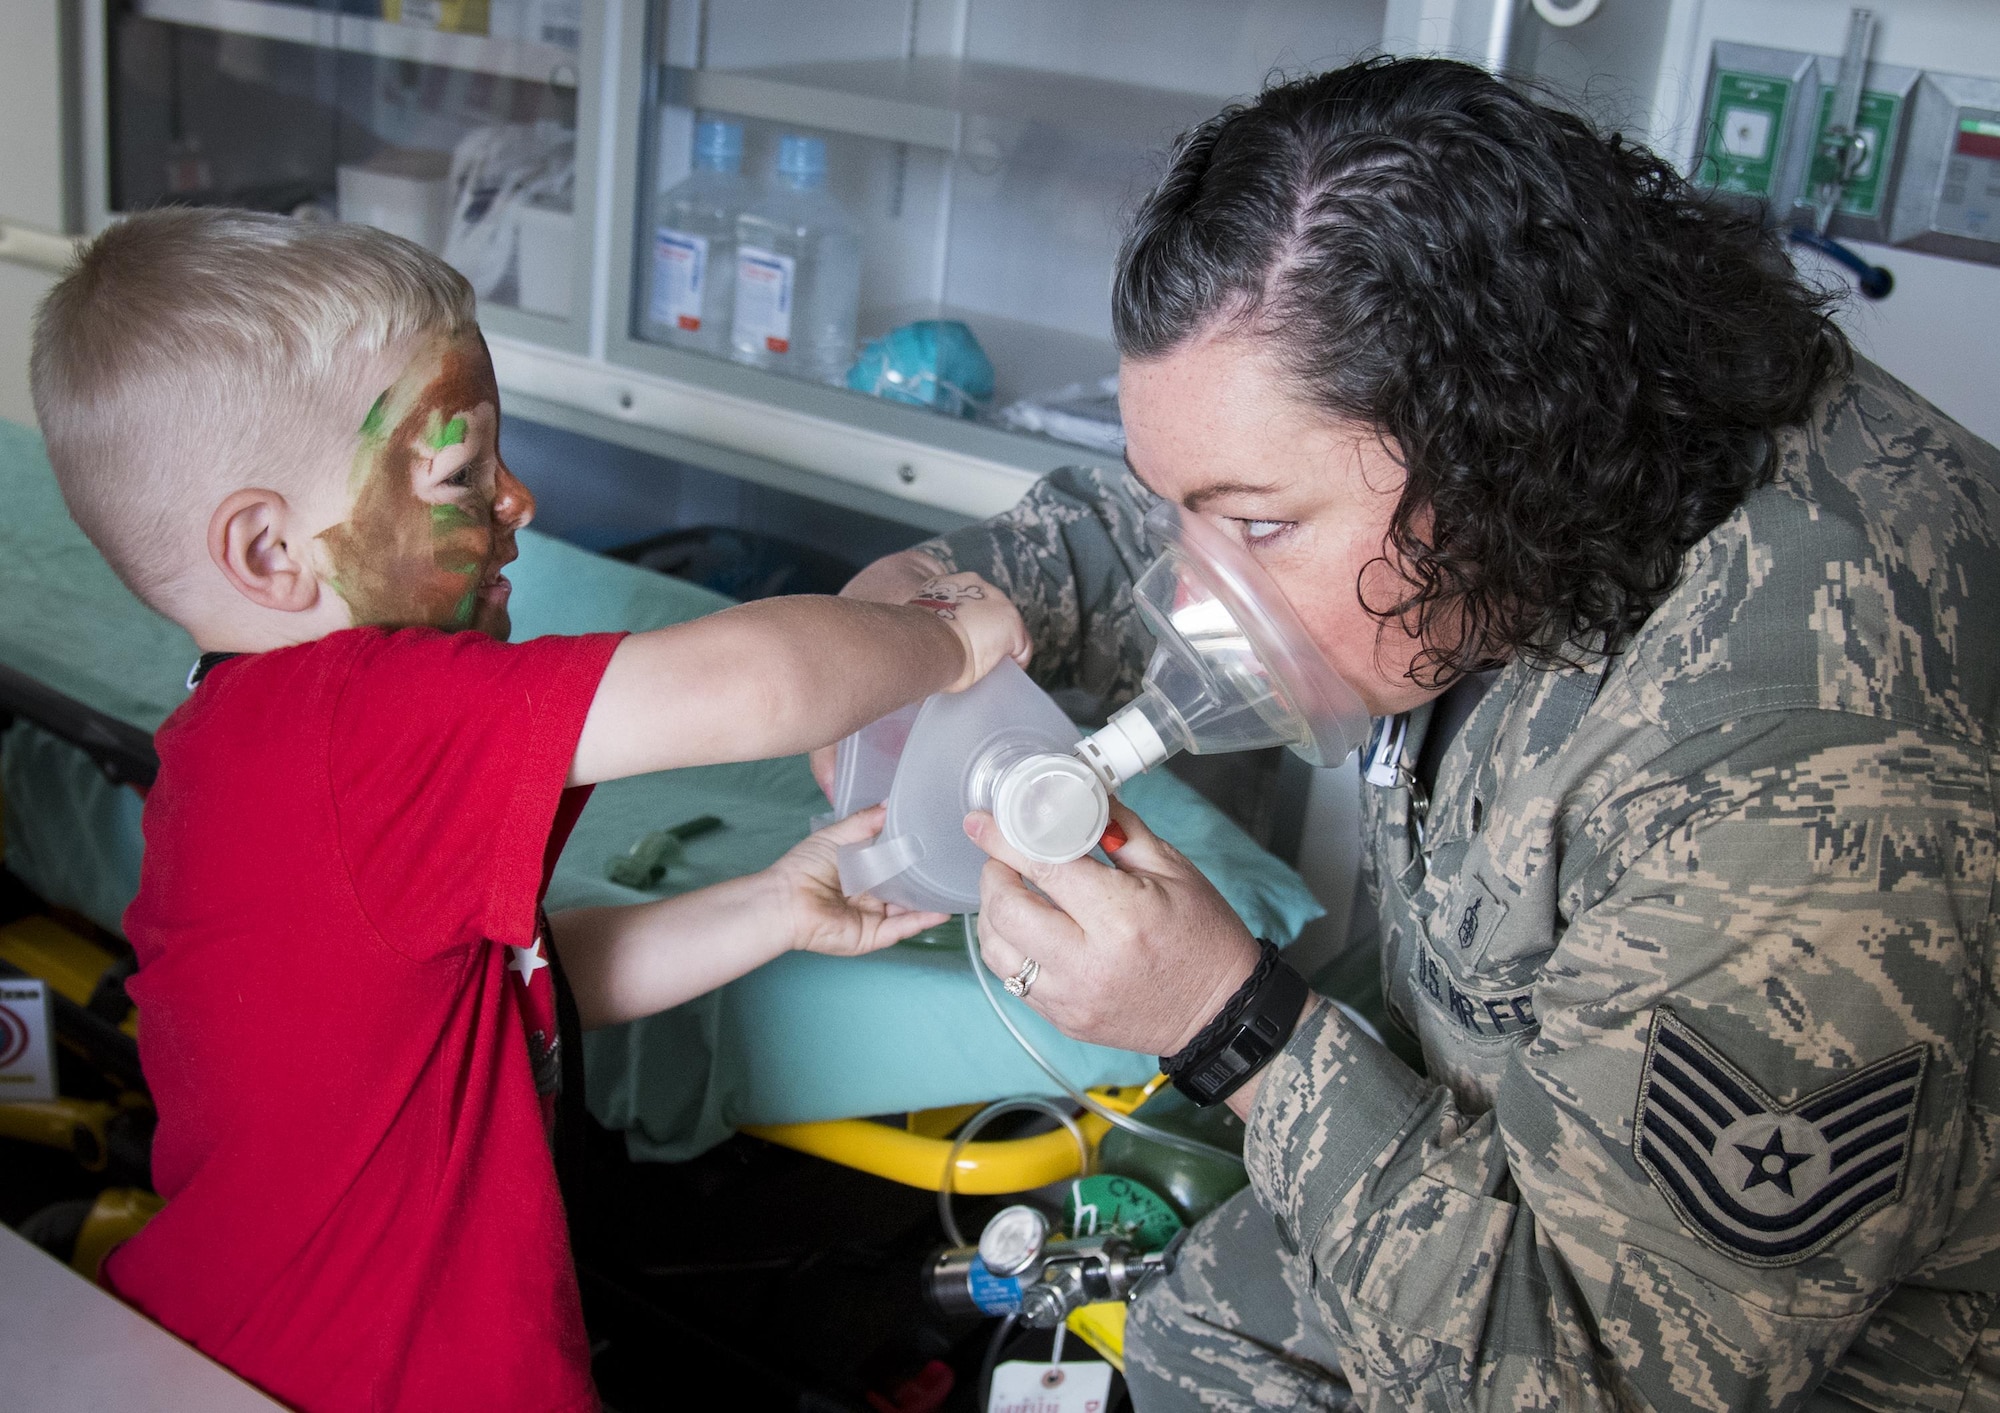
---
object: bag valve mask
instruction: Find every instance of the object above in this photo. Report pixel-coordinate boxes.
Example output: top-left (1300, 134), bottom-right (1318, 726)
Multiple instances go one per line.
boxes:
top-left (833, 502), bottom-right (1370, 914)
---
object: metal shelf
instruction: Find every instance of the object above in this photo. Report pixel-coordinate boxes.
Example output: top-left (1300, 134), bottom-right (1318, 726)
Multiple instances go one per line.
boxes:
top-left (135, 0), bottom-right (580, 88)
top-left (492, 332), bottom-right (1066, 532)
top-left (663, 55), bottom-right (1225, 152)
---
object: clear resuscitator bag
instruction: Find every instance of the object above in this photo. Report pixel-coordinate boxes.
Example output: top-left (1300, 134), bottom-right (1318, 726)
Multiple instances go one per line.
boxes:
top-left (831, 659), bottom-right (1106, 914)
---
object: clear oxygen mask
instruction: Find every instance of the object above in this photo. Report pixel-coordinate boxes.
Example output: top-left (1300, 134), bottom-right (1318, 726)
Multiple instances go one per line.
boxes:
top-left (1072, 501), bottom-right (1371, 792)
top-left (831, 502), bottom-right (1370, 901)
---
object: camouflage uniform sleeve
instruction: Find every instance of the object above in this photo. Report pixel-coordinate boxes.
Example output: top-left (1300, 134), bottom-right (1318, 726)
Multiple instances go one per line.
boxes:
top-left (1245, 710), bottom-right (1988, 1411)
top-left (917, 464), bottom-right (1158, 712)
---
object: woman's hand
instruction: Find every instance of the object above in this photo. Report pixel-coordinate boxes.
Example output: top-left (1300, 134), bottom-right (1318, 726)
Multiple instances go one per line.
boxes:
top-left (771, 805), bottom-right (949, 956)
top-left (965, 797), bottom-right (1262, 1056)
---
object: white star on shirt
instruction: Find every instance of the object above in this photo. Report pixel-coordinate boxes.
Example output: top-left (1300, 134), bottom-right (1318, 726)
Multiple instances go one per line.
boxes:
top-left (507, 939), bottom-right (548, 987)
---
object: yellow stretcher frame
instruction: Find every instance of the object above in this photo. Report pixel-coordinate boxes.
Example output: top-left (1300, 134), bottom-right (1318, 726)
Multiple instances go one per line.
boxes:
top-left (743, 1075), bottom-right (1169, 1195)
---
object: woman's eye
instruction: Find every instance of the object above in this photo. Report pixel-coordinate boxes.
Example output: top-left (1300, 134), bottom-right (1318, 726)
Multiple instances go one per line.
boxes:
top-left (442, 465), bottom-right (474, 489)
top-left (1239, 519), bottom-right (1293, 544)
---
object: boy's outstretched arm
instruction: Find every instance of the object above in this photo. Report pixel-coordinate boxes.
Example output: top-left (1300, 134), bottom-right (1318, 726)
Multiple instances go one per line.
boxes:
top-left (568, 573), bottom-right (1027, 786)
top-left (554, 807), bottom-right (948, 1029)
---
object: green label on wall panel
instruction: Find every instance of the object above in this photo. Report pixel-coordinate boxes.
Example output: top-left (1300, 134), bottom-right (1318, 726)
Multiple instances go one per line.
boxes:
top-left (1701, 70), bottom-right (1794, 196)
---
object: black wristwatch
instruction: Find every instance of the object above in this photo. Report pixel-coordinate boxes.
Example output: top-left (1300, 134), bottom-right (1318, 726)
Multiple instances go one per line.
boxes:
top-left (1161, 940), bottom-right (1310, 1107)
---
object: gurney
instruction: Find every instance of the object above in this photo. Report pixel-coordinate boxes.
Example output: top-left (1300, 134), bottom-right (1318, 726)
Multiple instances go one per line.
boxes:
top-left (0, 416), bottom-right (1324, 1166)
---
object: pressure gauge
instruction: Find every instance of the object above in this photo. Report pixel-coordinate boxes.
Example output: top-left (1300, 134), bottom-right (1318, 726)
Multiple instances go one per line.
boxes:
top-left (977, 1205), bottom-right (1049, 1278)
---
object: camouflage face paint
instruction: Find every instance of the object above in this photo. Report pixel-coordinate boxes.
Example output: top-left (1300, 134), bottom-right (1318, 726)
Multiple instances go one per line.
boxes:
top-left (317, 333), bottom-right (531, 638)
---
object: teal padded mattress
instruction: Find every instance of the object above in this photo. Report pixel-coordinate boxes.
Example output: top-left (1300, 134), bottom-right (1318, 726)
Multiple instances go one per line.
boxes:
top-left (0, 417), bottom-right (1323, 1158)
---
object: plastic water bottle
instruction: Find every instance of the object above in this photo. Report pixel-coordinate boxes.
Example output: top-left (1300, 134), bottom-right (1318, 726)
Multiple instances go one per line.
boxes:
top-left (732, 135), bottom-right (862, 384)
top-left (645, 120), bottom-right (749, 357)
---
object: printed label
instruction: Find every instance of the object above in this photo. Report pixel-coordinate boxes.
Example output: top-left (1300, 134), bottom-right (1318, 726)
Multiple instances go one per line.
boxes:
top-left (0, 979), bottom-right (56, 1102)
top-left (966, 1256), bottom-right (1024, 1316)
top-left (734, 245), bottom-right (795, 354)
top-left (988, 1359), bottom-right (1112, 1413)
top-left (650, 228), bottom-right (708, 331)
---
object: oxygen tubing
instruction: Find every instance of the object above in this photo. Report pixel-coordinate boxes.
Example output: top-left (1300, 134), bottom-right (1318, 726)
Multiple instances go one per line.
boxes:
top-left (937, 1096), bottom-right (1089, 1247)
top-left (962, 913), bottom-right (1243, 1168)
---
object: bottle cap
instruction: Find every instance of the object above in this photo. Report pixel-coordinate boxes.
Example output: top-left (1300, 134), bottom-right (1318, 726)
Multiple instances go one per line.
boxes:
top-left (777, 133), bottom-right (829, 188)
top-left (693, 119), bottom-right (743, 173)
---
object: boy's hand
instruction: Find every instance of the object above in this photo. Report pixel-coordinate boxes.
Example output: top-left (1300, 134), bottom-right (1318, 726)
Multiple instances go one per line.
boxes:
top-left (770, 806), bottom-right (950, 956)
top-left (906, 573), bottom-right (1030, 693)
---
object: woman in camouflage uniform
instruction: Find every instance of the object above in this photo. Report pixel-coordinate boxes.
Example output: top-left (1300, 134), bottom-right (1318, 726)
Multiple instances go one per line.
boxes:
top-left (836, 59), bottom-right (2000, 1412)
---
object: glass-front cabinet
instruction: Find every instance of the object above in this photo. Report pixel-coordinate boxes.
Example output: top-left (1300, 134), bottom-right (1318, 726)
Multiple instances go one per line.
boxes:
top-left (605, 0), bottom-right (1389, 497)
top-left (89, 0), bottom-right (596, 347)
top-left (79, 0), bottom-right (1410, 524)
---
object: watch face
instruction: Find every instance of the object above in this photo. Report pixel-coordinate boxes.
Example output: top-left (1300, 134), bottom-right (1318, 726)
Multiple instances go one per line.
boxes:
top-left (978, 1204), bottom-right (1049, 1277)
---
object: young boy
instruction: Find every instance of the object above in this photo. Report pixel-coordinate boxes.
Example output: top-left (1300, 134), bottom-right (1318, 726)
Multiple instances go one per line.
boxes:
top-left (28, 208), bottom-right (1029, 1413)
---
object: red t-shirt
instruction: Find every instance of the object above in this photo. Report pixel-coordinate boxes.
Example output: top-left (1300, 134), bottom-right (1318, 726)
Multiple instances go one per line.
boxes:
top-left (107, 625), bottom-right (623, 1413)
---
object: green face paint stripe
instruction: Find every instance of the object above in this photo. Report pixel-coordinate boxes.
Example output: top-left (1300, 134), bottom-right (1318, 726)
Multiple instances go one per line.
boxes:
top-left (359, 392), bottom-right (390, 440)
top-left (427, 414), bottom-right (468, 450)
top-left (429, 504), bottom-right (477, 534)
top-left (451, 587), bottom-right (478, 627)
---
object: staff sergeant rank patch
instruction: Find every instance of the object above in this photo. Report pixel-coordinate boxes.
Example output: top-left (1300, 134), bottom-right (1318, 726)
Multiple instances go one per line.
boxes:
top-left (1633, 1009), bottom-right (1926, 1267)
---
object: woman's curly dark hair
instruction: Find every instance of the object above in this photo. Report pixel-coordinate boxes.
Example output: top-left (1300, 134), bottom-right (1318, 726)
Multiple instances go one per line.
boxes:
top-left (1113, 57), bottom-right (1850, 681)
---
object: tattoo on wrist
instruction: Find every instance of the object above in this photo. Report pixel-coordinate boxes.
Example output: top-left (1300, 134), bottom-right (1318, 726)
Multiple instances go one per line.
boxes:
top-left (909, 578), bottom-right (984, 622)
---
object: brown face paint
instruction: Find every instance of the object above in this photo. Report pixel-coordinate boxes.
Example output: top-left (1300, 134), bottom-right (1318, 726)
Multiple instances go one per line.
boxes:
top-left (317, 334), bottom-right (530, 639)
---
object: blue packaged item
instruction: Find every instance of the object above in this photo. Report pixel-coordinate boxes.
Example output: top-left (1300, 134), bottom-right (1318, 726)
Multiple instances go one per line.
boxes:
top-left (845, 319), bottom-right (995, 418)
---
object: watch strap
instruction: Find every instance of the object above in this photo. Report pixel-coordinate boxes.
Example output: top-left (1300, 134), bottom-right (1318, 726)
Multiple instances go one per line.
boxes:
top-left (1161, 940), bottom-right (1310, 1107)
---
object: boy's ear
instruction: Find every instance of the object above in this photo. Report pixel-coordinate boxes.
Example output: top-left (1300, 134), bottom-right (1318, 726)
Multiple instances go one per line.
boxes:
top-left (208, 489), bottom-right (321, 614)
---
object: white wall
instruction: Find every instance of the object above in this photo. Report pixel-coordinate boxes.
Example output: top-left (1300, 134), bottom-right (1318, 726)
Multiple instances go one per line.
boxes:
top-left (0, 263), bottom-right (55, 429)
top-left (0, 7), bottom-right (71, 234)
top-left (0, 5), bottom-right (74, 428)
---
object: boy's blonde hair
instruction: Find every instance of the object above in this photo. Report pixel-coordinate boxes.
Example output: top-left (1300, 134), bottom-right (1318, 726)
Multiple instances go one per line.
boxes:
top-left (31, 208), bottom-right (477, 615)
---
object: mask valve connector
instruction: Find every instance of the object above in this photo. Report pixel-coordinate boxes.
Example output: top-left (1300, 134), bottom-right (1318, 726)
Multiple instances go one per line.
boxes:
top-left (1075, 698), bottom-right (1173, 792)
top-left (991, 752), bottom-right (1110, 865)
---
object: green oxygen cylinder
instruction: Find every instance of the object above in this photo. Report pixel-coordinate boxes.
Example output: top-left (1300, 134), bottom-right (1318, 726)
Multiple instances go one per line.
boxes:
top-left (1095, 1085), bottom-right (1249, 1227)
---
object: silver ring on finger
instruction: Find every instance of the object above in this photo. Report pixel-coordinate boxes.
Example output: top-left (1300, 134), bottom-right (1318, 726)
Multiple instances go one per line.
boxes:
top-left (1003, 957), bottom-right (1040, 999)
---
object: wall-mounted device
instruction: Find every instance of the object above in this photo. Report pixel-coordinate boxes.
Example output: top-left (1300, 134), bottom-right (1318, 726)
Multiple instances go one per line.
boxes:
top-left (1891, 71), bottom-right (2000, 266)
top-left (1695, 18), bottom-right (2000, 277)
